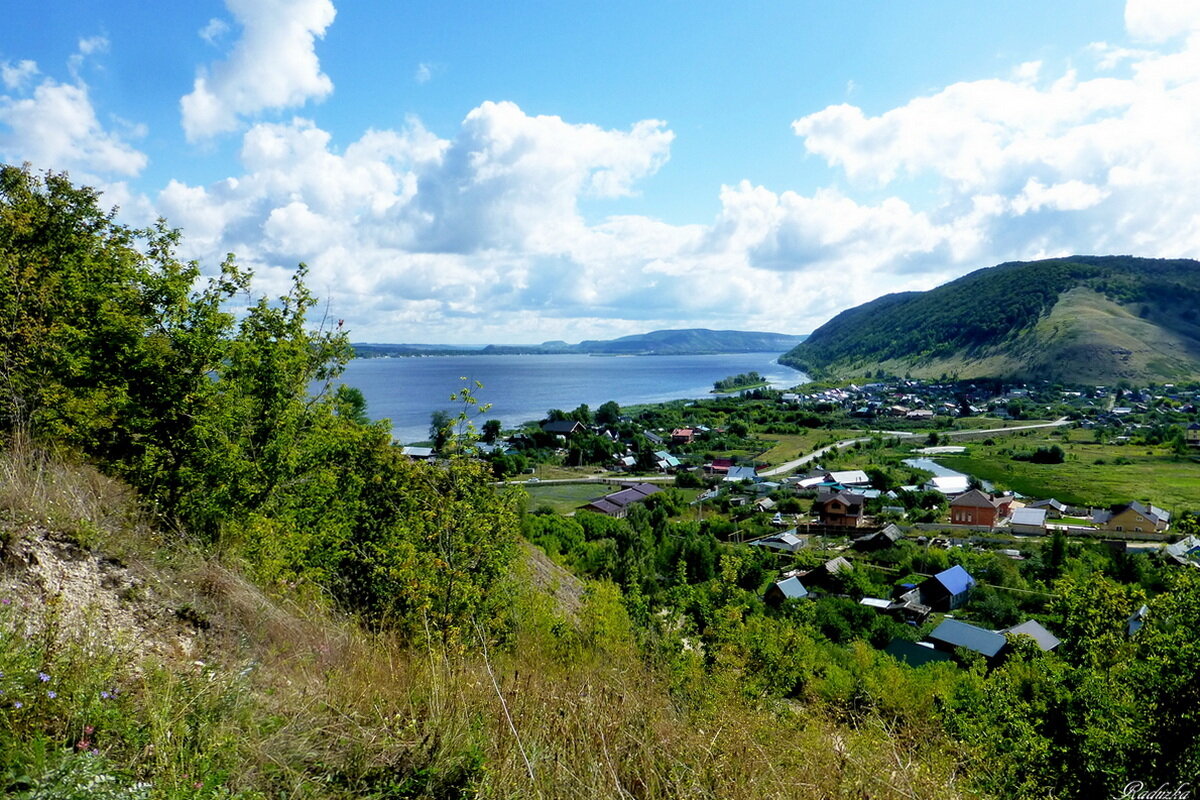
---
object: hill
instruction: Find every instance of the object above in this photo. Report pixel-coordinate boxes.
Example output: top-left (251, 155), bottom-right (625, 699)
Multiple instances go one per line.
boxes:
top-left (355, 328), bottom-right (807, 357)
top-left (780, 255), bottom-right (1200, 383)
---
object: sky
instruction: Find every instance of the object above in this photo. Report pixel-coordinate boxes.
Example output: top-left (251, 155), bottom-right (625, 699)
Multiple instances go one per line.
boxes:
top-left (3, 0), bottom-right (1200, 344)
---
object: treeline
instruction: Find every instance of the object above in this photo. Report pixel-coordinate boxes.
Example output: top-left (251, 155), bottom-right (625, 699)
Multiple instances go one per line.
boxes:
top-left (0, 164), bottom-right (517, 641)
top-left (713, 371), bottom-right (763, 392)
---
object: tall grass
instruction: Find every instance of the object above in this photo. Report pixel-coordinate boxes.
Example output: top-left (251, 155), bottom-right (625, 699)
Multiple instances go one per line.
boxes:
top-left (1, 449), bottom-right (973, 798)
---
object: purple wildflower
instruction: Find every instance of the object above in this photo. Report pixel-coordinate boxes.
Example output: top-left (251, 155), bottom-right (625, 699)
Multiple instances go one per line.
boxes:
top-left (13, 701), bottom-right (21, 709)
top-left (100, 691), bottom-right (110, 700)
top-left (1, 597), bottom-right (10, 605)
top-left (47, 690), bottom-right (56, 699)
top-left (37, 672), bottom-right (50, 682)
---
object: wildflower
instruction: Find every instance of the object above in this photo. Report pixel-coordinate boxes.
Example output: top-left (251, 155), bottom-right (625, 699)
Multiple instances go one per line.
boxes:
top-left (47, 690), bottom-right (56, 699)
top-left (100, 691), bottom-right (110, 699)
top-left (84, 725), bottom-right (95, 735)
top-left (12, 701), bottom-right (21, 709)
top-left (1, 598), bottom-right (10, 605)
top-left (37, 672), bottom-right (50, 682)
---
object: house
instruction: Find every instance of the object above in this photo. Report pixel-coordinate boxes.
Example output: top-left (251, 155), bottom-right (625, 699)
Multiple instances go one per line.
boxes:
top-left (884, 638), bottom-right (955, 668)
top-left (918, 564), bottom-right (976, 611)
top-left (400, 446), bottom-right (435, 460)
top-left (753, 497), bottom-right (776, 513)
top-left (1163, 535), bottom-right (1200, 566)
top-left (725, 465), bottom-right (760, 482)
top-left (852, 523), bottom-right (903, 551)
top-left (643, 430), bottom-right (664, 446)
top-left (765, 576), bottom-right (809, 604)
top-left (823, 470), bottom-right (871, 487)
top-left (801, 556), bottom-right (854, 591)
top-left (1009, 507), bottom-right (1048, 535)
top-left (653, 451), bottom-right (681, 472)
top-left (670, 428), bottom-right (696, 445)
top-left (925, 475), bottom-right (970, 495)
top-left (541, 420), bottom-right (586, 437)
top-left (813, 490), bottom-right (867, 527)
top-left (927, 619), bottom-right (1007, 660)
top-left (1188, 422), bottom-right (1200, 448)
top-left (1095, 501), bottom-right (1170, 533)
top-left (949, 489), bottom-right (1012, 526)
top-left (708, 457), bottom-right (734, 475)
top-left (579, 483), bottom-right (662, 518)
top-left (1027, 498), bottom-right (1067, 518)
top-left (750, 529), bottom-right (808, 553)
top-left (1003, 620), bottom-right (1061, 652)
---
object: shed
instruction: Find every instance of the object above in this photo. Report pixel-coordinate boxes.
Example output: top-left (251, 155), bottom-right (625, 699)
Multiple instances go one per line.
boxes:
top-left (765, 576), bottom-right (809, 604)
top-left (918, 565), bottom-right (976, 611)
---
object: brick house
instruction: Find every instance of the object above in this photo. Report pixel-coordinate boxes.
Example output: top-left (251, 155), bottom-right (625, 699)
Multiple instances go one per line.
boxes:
top-left (949, 489), bottom-right (1012, 526)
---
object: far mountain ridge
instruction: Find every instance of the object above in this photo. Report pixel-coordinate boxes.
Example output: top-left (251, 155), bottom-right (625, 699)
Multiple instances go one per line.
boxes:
top-left (354, 328), bottom-right (808, 358)
top-left (780, 255), bottom-right (1200, 384)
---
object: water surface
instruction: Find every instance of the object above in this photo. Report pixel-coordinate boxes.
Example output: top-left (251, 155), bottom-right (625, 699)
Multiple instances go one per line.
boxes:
top-left (338, 352), bottom-right (806, 443)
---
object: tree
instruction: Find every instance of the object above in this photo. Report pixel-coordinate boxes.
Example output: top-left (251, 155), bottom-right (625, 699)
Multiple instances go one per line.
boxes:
top-left (429, 410), bottom-right (452, 450)
top-left (596, 400), bottom-right (621, 425)
top-left (481, 418), bottom-right (502, 443)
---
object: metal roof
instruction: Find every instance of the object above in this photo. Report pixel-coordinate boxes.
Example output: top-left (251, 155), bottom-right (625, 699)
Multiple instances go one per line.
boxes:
top-left (772, 577), bottom-right (809, 600)
top-left (1003, 620), bottom-right (1061, 651)
top-left (928, 619), bottom-right (1006, 658)
top-left (933, 565), bottom-right (976, 596)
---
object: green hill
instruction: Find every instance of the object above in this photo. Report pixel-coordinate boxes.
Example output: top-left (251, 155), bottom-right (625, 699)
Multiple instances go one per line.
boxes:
top-left (780, 255), bottom-right (1200, 383)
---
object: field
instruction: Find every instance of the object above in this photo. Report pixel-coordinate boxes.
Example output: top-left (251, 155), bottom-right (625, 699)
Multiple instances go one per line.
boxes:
top-left (522, 482), bottom-right (613, 513)
top-left (933, 428), bottom-right (1200, 510)
top-left (756, 429), bottom-right (863, 466)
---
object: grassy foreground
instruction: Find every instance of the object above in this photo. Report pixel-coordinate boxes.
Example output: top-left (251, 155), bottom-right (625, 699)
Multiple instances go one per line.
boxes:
top-left (0, 450), bottom-right (969, 800)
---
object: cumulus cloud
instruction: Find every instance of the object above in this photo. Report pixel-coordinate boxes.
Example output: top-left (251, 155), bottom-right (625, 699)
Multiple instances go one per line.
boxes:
top-left (1125, 0), bottom-right (1200, 42)
top-left (1, 60), bottom-right (38, 90)
top-left (0, 43), bottom-right (146, 180)
top-left (180, 0), bottom-right (336, 142)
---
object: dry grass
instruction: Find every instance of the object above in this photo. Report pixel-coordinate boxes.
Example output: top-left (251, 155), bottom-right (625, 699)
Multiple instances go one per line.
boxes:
top-left (0, 446), bottom-right (977, 799)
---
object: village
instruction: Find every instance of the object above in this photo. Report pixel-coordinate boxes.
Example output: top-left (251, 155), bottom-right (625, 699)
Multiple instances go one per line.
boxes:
top-left (459, 376), bottom-right (1200, 669)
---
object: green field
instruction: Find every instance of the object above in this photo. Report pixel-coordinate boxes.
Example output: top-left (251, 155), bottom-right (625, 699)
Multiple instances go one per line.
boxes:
top-left (523, 482), bottom-right (613, 514)
top-left (934, 430), bottom-right (1200, 510)
top-left (757, 429), bottom-right (864, 466)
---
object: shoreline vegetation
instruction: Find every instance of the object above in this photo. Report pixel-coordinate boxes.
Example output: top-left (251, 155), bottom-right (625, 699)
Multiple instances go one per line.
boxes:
top-left (712, 371), bottom-right (768, 393)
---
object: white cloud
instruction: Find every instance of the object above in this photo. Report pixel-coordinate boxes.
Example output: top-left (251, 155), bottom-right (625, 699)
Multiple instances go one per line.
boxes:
top-left (200, 18), bottom-right (231, 46)
top-left (1125, 0), bottom-right (1200, 42)
top-left (415, 62), bottom-right (433, 84)
top-left (1, 60), bottom-right (38, 90)
top-left (0, 48), bottom-right (147, 179)
top-left (180, 0), bottom-right (336, 141)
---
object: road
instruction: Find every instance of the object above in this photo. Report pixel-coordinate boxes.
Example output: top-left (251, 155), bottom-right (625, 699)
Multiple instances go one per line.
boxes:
top-left (502, 416), bottom-right (1073, 485)
top-left (758, 417), bottom-right (1071, 478)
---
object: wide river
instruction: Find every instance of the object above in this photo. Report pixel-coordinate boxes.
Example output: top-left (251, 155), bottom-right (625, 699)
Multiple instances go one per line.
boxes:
top-left (337, 352), bottom-right (808, 443)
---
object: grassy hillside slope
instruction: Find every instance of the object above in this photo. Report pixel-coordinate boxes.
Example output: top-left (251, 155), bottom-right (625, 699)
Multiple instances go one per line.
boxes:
top-left (0, 449), bottom-right (967, 799)
top-left (781, 256), bottom-right (1200, 382)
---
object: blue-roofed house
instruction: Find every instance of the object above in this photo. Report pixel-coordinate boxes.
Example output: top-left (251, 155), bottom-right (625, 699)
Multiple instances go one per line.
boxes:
top-left (918, 565), bottom-right (977, 611)
top-left (765, 576), bottom-right (810, 605)
top-left (927, 619), bottom-right (1007, 660)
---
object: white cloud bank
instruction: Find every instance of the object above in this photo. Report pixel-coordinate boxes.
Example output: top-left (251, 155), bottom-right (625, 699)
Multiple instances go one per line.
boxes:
top-left (153, 0), bottom-right (1200, 342)
top-left (0, 40), bottom-right (147, 181)
top-left (180, 0), bottom-right (336, 142)
top-left (4, 0), bottom-right (1200, 343)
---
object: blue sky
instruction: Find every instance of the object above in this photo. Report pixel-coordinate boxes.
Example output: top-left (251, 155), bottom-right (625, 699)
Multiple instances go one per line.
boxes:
top-left (3, 0), bottom-right (1198, 343)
